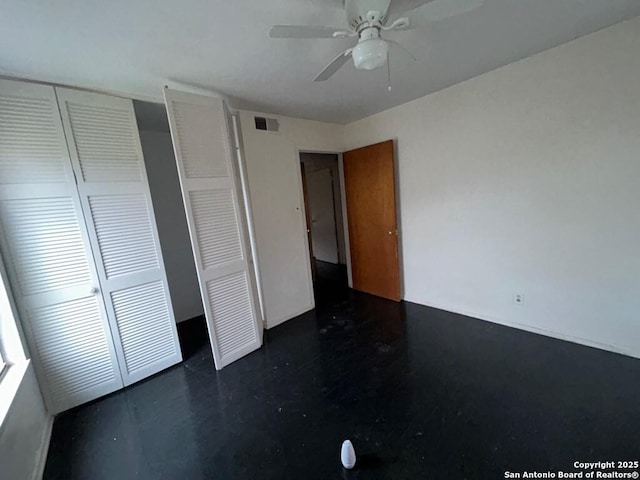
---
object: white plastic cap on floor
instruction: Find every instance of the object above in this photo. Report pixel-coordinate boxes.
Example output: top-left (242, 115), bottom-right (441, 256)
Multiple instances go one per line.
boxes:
top-left (341, 439), bottom-right (356, 469)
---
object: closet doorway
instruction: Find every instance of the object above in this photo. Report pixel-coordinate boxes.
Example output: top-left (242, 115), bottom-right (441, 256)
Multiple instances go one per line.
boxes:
top-left (133, 100), bottom-right (208, 360)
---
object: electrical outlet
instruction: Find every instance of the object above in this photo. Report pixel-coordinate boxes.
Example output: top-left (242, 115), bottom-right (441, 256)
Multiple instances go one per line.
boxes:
top-left (514, 293), bottom-right (525, 305)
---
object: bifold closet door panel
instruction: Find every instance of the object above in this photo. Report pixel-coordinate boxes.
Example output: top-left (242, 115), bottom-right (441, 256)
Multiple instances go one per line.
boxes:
top-left (0, 78), bottom-right (123, 413)
top-left (56, 88), bottom-right (182, 385)
top-left (164, 88), bottom-right (262, 370)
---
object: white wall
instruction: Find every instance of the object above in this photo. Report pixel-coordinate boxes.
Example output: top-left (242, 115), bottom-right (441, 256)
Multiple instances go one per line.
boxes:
top-left (344, 17), bottom-right (640, 359)
top-left (0, 363), bottom-right (50, 480)
top-left (0, 254), bottom-right (51, 480)
top-left (139, 130), bottom-right (204, 323)
top-left (300, 153), bottom-right (346, 264)
top-left (238, 111), bottom-right (344, 328)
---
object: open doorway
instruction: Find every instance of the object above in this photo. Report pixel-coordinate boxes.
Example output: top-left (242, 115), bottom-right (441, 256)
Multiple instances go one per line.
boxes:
top-left (299, 153), bottom-right (349, 304)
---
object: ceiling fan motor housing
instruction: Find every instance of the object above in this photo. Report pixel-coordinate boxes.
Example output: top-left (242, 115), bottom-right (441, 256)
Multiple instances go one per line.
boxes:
top-left (346, 0), bottom-right (391, 30)
top-left (360, 26), bottom-right (380, 41)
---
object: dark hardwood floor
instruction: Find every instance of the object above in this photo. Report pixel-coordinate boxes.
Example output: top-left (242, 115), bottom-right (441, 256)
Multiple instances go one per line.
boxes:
top-left (43, 261), bottom-right (640, 479)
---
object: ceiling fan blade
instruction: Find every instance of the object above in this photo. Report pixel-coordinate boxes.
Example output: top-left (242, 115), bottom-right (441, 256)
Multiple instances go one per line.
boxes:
top-left (269, 25), bottom-right (351, 39)
top-left (391, 0), bottom-right (484, 29)
top-left (314, 48), bottom-right (353, 81)
top-left (387, 0), bottom-right (436, 17)
top-left (387, 39), bottom-right (417, 62)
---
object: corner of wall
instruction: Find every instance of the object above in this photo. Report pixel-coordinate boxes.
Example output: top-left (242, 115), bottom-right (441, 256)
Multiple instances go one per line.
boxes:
top-left (0, 362), bottom-right (52, 480)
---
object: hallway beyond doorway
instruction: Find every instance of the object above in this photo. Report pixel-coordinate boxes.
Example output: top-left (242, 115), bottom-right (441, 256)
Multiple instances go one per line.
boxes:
top-left (313, 260), bottom-right (349, 308)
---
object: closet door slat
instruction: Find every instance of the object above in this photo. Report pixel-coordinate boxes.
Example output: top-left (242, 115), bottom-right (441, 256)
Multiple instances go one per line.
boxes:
top-left (56, 88), bottom-right (182, 385)
top-left (0, 78), bottom-right (123, 413)
top-left (164, 89), bottom-right (262, 370)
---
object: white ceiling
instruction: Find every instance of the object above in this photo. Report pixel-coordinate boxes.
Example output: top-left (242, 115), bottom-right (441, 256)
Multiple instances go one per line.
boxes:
top-left (1, 0), bottom-right (639, 124)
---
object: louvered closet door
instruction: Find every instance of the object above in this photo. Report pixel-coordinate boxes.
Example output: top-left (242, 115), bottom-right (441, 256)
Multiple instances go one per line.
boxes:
top-left (0, 78), bottom-right (123, 413)
top-left (164, 89), bottom-right (262, 370)
top-left (56, 88), bottom-right (182, 385)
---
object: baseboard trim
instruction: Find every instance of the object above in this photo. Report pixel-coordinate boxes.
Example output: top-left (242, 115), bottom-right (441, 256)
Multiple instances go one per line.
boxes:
top-left (267, 302), bottom-right (315, 330)
top-left (32, 413), bottom-right (53, 480)
top-left (407, 298), bottom-right (640, 361)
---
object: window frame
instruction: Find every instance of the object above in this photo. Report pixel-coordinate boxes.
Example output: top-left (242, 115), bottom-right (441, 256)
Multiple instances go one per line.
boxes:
top-left (0, 250), bottom-right (33, 424)
top-left (0, 250), bottom-right (29, 374)
top-left (0, 346), bottom-right (6, 380)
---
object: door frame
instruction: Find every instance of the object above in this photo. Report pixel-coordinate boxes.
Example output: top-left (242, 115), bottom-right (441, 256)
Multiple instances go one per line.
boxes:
top-left (299, 163), bottom-right (316, 281)
top-left (297, 149), bottom-right (353, 288)
top-left (299, 140), bottom-right (404, 299)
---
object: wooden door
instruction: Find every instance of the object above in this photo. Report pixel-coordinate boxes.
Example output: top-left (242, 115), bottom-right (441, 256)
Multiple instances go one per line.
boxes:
top-left (343, 140), bottom-right (400, 301)
top-left (56, 88), bottom-right (182, 386)
top-left (164, 88), bottom-right (263, 370)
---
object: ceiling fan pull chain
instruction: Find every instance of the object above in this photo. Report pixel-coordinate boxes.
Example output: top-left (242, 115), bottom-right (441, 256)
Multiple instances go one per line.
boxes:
top-left (387, 51), bottom-right (392, 92)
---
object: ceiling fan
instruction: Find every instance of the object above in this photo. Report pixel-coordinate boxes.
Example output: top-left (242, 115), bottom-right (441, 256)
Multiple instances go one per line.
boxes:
top-left (270, 0), bottom-right (484, 82)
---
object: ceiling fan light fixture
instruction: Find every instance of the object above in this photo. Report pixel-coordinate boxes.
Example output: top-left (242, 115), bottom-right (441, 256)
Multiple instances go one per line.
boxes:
top-left (271, 0), bottom-right (487, 82)
top-left (352, 38), bottom-right (388, 71)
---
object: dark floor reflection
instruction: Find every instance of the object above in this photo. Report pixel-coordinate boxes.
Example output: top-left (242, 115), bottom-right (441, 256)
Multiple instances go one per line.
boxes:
top-left (44, 264), bottom-right (640, 479)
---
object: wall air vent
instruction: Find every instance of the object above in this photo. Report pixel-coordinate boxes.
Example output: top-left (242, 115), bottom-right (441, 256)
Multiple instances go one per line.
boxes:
top-left (254, 116), bottom-right (280, 132)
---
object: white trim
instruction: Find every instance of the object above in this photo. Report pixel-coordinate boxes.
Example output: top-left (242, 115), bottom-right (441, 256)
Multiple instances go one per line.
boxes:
top-left (0, 74), bottom-right (159, 104)
top-left (337, 153), bottom-right (353, 288)
top-left (294, 149), bottom-right (316, 318)
top-left (31, 413), bottom-right (53, 480)
top-left (0, 361), bottom-right (28, 428)
top-left (0, 236), bottom-right (28, 365)
top-left (230, 114), bottom-right (266, 330)
top-left (410, 298), bottom-right (640, 360)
